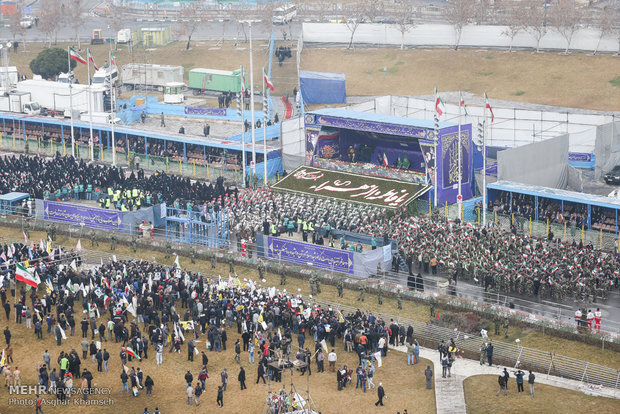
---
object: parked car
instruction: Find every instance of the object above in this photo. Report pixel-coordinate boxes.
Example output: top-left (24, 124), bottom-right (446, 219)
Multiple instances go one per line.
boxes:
top-left (19, 16), bottom-right (34, 29)
top-left (604, 165), bottom-right (620, 185)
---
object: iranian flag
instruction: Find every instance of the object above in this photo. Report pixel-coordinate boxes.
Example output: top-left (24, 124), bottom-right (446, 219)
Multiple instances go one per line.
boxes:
top-left (103, 295), bottom-right (111, 309)
top-left (382, 152), bottom-right (389, 167)
top-left (125, 346), bottom-right (141, 360)
top-left (434, 87), bottom-right (445, 116)
top-left (87, 49), bottom-right (98, 71)
top-left (484, 92), bottom-right (495, 123)
top-left (459, 91), bottom-right (468, 116)
top-left (69, 47), bottom-right (87, 65)
top-left (16, 263), bottom-right (40, 287)
top-left (240, 72), bottom-right (246, 94)
top-left (263, 69), bottom-right (274, 91)
top-left (110, 52), bottom-right (116, 67)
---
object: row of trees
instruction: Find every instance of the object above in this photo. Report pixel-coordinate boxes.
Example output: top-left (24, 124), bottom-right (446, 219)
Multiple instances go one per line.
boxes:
top-left (300, 0), bottom-right (619, 53)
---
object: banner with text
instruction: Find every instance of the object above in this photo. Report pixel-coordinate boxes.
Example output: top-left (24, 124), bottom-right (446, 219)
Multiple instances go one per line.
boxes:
top-left (43, 201), bottom-right (123, 231)
top-left (267, 236), bottom-right (354, 274)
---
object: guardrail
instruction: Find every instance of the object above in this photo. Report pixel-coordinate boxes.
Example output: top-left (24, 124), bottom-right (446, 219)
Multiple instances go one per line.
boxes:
top-left (307, 296), bottom-right (620, 393)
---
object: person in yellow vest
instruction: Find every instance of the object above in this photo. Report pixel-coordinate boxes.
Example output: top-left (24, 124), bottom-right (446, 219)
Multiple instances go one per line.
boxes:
top-left (302, 221), bottom-right (308, 232)
top-left (105, 198), bottom-right (111, 209)
top-left (308, 221), bottom-right (314, 232)
top-left (297, 217), bottom-right (302, 232)
top-left (107, 187), bottom-right (114, 198)
top-left (113, 190), bottom-right (120, 202)
top-left (271, 223), bottom-right (277, 236)
top-left (121, 203), bottom-right (128, 212)
top-left (132, 188), bottom-right (138, 198)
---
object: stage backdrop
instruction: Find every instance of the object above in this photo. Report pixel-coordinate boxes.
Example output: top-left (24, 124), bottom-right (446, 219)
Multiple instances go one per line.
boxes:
top-left (41, 201), bottom-right (123, 231)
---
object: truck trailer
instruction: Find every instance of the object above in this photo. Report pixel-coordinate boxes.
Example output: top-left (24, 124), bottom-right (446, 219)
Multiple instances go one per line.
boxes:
top-left (120, 63), bottom-right (184, 91)
top-left (14, 80), bottom-right (106, 115)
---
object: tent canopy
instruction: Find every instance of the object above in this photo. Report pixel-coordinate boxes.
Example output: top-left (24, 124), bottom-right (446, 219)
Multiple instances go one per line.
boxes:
top-left (299, 70), bottom-right (346, 104)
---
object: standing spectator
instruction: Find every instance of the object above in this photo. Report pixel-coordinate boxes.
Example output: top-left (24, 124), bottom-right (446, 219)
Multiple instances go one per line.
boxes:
top-left (316, 349), bottom-right (325, 373)
top-left (184, 370), bottom-right (193, 388)
top-left (486, 342), bottom-right (494, 366)
top-left (328, 349), bottom-right (337, 372)
top-left (120, 371), bottom-right (129, 393)
top-left (515, 369), bottom-right (525, 393)
top-left (424, 365), bottom-right (433, 389)
top-left (528, 370), bottom-right (536, 396)
top-left (496, 372), bottom-right (507, 396)
top-left (406, 341), bottom-right (415, 366)
top-left (238, 367), bottom-right (246, 390)
top-left (194, 381), bottom-right (202, 406)
top-left (103, 349), bottom-right (110, 372)
top-left (221, 368), bottom-right (228, 391)
top-left (186, 382), bottom-right (193, 405)
top-left (375, 382), bottom-right (385, 406)
top-left (145, 375), bottom-right (154, 397)
top-left (216, 385), bottom-right (224, 408)
top-left (3, 326), bottom-right (10, 346)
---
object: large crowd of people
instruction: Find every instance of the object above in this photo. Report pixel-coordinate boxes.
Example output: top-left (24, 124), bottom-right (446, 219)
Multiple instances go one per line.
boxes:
top-left (1, 250), bottom-right (417, 411)
top-left (2, 153), bottom-right (619, 305)
top-left (0, 154), bottom-right (237, 212)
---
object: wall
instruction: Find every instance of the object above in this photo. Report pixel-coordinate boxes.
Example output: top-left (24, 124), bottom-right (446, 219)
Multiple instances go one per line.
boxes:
top-left (302, 23), bottom-right (620, 53)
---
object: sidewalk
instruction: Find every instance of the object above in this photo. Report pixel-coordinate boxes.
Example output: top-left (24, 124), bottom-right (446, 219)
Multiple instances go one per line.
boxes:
top-left (389, 343), bottom-right (619, 414)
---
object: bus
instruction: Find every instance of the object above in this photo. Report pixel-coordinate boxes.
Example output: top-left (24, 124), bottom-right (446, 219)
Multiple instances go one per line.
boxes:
top-left (272, 4), bottom-right (296, 25)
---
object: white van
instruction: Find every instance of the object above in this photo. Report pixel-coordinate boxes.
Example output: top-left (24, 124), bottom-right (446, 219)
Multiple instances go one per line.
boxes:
top-left (92, 66), bottom-right (119, 87)
top-left (272, 4), bottom-right (296, 25)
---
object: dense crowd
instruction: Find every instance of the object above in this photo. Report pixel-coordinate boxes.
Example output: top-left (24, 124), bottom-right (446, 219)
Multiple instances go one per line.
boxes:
top-left (0, 154), bottom-right (238, 211)
top-left (1, 252), bottom-right (417, 411)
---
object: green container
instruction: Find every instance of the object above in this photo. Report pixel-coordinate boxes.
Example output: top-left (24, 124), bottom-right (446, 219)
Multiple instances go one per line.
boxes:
top-left (188, 68), bottom-right (248, 93)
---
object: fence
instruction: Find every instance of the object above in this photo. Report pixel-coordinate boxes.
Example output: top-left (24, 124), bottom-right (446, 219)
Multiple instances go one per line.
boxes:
top-left (3, 211), bottom-right (620, 390)
top-left (307, 297), bottom-right (620, 393)
top-left (0, 134), bottom-right (248, 186)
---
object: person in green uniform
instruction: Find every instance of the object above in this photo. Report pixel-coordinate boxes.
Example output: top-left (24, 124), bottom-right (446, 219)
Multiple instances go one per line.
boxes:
top-left (165, 243), bottom-right (172, 259)
top-left (337, 279), bottom-right (344, 298)
top-left (377, 286), bottom-right (383, 305)
top-left (358, 283), bottom-right (366, 302)
top-left (397, 290), bottom-right (403, 310)
top-left (110, 234), bottom-right (117, 251)
top-left (190, 248), bottom-right (196, 264)
top-left (90, 230), bottom-right (99, 247)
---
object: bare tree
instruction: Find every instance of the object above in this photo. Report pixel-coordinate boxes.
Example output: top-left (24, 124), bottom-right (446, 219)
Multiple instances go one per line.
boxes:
top-left (228, 6), bottom-right (249, 44)
top-left (444, 0), bottom-right (476, 50)
top-left (107, 3), bottom-right (129, 50)
top-left (548, 0), bottom-right (583, 54)
top-left (176, 3), bottom-right (204, 50)
top-left (500, 1), bottom-right (528, 52)
top-left (66, 0), bottom-right (87, 49)
top-left (38, 0), bottom-right (62, 47)
top-left (8, 8), bottom-right (25, 47)
top-left (591, 8), bottom-right (613, 55)
top-left (472, 0), bottom-right (490, 25)
top-left (343, 2), bottom-right (365, 50)
top-left (392, 1), bottom-right (416, 50)
top-left (309, 0), bottom-right (335, 22)
top-left (522, 0), bottom-right (547, 53)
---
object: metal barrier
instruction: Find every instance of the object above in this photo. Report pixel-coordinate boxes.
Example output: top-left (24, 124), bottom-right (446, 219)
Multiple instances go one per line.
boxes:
top-left (307, 297), bottom-right (620, 392)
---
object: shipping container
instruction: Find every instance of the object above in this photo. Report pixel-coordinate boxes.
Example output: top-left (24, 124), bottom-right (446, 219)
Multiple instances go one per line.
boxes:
top-left (188, 68), bottom-right (248, 94)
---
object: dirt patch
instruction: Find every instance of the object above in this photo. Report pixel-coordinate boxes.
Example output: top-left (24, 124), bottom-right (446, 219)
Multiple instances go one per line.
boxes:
top-left (300, 48), bottom-right (620, 111)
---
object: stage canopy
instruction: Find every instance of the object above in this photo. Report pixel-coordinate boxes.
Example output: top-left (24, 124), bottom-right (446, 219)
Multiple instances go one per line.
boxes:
top-left (304, 109), bottom-right (473, 205)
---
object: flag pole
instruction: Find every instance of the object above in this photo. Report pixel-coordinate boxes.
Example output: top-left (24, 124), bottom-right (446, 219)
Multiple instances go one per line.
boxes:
top-left (248, 21), bottom-right (256, 179)
top-left (482, 93), bottom-right (488, 228)
top-left (110, 50), bottom-right (116, 166)
top-left (68, 47), bottom-right (75, 158)
top-left (262, 66), bottom-right (267, 186)
top-left (87, 49), bottom-right (94, 162)
top-left (240, 65), bottom-right (246, 187)
top-left (457, 91), bottom-right (462, 220)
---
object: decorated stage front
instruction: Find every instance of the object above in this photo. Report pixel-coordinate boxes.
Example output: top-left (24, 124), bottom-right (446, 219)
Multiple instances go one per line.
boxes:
top-left (304, 109), bottom-right (473, 205)
top-left (272, 166), bottom-right (431, 209)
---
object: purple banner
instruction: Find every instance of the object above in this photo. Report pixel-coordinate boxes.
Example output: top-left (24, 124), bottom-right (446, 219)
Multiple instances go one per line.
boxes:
top-left (184, 107), bottom-right (227, 116)
top-left (267, 236), bottom-right (353, 274)
top-left (43, 201), bottom-right (123, 230)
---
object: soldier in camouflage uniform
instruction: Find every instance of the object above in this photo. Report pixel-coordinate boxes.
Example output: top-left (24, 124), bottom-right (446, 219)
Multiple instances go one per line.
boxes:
top-left (377, 285), bottom-right (383, 305)
top-left (494, 314), bottom-right (501, 336)
top-left (110, 234), bottom-right (117, 251)
top-left (211, 254), bottom-right (217, 269)
top-left (397, 290), bottom-right (403, 310)
top-left (337, 279), bottom-right (344, 298)
top-left (357, 283), bottom-right (366, 302)
top-left (22, 219), bottom-right (30, 239)
top-left (131, 237), bottom-right (137, 253)
top-left (229, 258), bottom-right (235, 275)
top-left (190, 247), bottom-right (196, 264)
top-left (90, 230), bottom-right (99, 247)
top-left (503, 317), bottom-right (510, 339)
top-left (279, 268), bottom-right (286, 286)
top-left (309, 277), bottom-right (316, 296)
top-left (257, 259), bottom-right (265, 279)
top-left (315, 277), bottom-right (321, 294)
top-left (165, 243), bottom-right (172, 259)
top-left (429, 296), bottom-right (436, 318)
